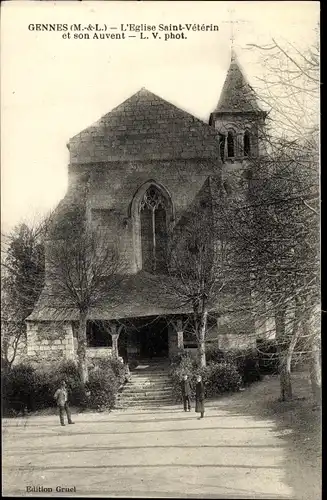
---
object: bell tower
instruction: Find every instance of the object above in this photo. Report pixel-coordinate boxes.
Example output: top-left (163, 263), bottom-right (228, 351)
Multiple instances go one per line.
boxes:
top-left (209, 50), bottom-right (267, 165)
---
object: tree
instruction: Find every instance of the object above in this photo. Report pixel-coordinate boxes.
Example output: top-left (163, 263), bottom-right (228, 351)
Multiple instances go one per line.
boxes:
top-left (45, 226), bottom-right (127, 385)
top-left (226, 129), bottom-right (319, 402)
top-left (165, 179), bottom-right (241, 367)
top-left (221, 32), bottom-right (320, 402)
top-left (1, 222), bottom-right (46, 370)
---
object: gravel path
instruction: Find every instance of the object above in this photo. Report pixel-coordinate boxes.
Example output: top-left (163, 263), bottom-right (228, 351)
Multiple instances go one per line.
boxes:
top-left (2, 373), bottom-right (320, 499)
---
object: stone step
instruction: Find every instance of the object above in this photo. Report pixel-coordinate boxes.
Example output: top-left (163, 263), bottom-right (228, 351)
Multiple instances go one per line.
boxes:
top-left (116, 401), bottom-right (176, 408)
top-left (117, 395), bottom-right (175, 403)
top-left (131, 379), bottom-right (170, 383)
top-left (132, 372), bottom-right (170, 376)
top-left (118, 388), bottom-right (174, 397)
top-left (117, 394), bottom-right (175, 401)
top-left (129, 380), bottom-right (170, 385)
top-left (121, 386), bottom-right (173, 393)
top-left (132, 377), bottom-right (169, 380)
top-left (132, 376), bottom-right (168, 378)
top-left (115, 403), bottom-right (177, 409)
top-left (120, 386), bottom-right (173, 394)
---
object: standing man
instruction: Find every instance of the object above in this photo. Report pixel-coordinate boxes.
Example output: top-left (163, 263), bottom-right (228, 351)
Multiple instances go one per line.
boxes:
top-left (54, 381), bottom-right (75, 427)
top-left (181, 375), bottom-right (191, 412)
top-left (195, 374), bottom-right (205, 419)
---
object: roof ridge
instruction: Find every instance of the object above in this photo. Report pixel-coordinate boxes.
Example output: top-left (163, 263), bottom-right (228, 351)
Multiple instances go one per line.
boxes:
top-left (70, 89), bottom-right (218, 143)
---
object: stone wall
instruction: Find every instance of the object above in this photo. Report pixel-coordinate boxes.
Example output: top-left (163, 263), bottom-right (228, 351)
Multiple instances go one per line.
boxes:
top-left (26, 321), bottom-right (75, 361)
top-left (86, 347), bottom-right (113, 360)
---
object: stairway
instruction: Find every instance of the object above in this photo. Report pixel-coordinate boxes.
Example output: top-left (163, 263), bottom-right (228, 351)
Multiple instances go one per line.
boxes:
top-left (115, 358), bottom-right (176, 410)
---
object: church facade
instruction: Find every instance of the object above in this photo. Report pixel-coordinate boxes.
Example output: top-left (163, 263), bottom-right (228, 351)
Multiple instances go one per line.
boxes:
top-left (26, 54), bottom-right (267, 363)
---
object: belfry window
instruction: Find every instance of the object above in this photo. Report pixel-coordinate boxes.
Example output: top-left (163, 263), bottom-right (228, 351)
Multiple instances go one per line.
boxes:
top-left (244, 130), bottom-right (251, 156)
top-left (219, 134), bottom-right (226, 162)
top-left (227, 131), bottom-right (235, 158)
top-left (140, 186), bottom-right (168, 274)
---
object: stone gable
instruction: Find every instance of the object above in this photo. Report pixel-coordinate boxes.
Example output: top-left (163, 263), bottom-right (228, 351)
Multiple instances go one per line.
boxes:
top-left (68, 88), bottom-right (221, 164)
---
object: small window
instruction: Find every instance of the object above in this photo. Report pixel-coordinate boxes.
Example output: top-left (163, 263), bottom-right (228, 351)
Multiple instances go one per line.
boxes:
top-left (227, 131), bottom-right (235, 158)
top-left (219, 134), bottom-right (225, 161)
top-left (244, 131), bottom-right (251, 156)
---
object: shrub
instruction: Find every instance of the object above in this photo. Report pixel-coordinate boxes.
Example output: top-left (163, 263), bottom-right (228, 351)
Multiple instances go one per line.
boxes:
top-left (206, 345), bottom-right (225, 364)
top-left (168, 354), bottom-right (198, 402)
top-left (225, 349), bottom-right (262, 386)
top-left (86, 365), bottom-right (119, 411)
top-left (2, 364), bottom-right (37, 414)
top-left (169, 348), bottom-right (189, 365)
top-left (256, 339), bottom-right (279, 374)
top-left (97, 358), bottom-right (126, 386)
top-left (168, 355), bottom-right (242, 401)
top-left (200, 361), bottom-right (242, 397)
top-left (2, 360), bottom-right (88, 416)
top-left (34, 360), bottom-right (86, 409)
top-left (129, 359), bottom-right (139, 371)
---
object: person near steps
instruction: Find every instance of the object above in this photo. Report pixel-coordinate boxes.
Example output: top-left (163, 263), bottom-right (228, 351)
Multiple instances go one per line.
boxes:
top-left (181, 374), bottom-right (191, 411)
top-left (195, 375), bottom-right (205, 419)
top-left (54, 380), bottom-right (75, 426)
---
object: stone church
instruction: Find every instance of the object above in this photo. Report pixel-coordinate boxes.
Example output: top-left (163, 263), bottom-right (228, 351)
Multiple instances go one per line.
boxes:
top-left (27, 52), bottom-right (267, 363)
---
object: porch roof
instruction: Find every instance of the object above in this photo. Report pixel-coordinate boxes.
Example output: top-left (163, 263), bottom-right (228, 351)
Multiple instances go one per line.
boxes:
top-left (26, 272), bottom-right (194, 322)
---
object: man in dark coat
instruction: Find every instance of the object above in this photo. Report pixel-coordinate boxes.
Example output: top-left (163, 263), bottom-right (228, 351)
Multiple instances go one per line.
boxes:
top-left (195, 375), bottom-right (205, 419)
top-left (54, 381), bottom-right (75, 426)
top-left (181, 375), bottom-right (191, 411)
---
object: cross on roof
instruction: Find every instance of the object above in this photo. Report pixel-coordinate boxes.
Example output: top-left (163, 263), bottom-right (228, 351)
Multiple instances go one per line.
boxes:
top-left (222, 8), bottom-right (248, 55)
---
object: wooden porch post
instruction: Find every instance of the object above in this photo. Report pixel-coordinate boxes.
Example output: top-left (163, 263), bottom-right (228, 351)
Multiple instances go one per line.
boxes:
top-left (110, 324), bottom-right (119, 359)
top-left (176, 319), bottom-right (184, 349)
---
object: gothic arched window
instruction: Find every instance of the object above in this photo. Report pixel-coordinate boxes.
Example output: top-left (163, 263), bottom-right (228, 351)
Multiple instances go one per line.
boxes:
top-left (227, 131), bottom-right (235, 158)
top-left (140, 186), bottom-right (168, 274)
top-left (244, 130), bottom-right (251, 156)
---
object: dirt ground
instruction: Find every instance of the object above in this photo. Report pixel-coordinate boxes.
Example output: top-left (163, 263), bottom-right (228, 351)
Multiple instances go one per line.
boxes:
top-left (2, 371), bottom-right (321, 499)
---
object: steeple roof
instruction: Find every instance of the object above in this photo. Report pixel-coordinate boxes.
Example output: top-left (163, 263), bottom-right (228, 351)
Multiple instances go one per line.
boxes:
top-left (214, 53), bottom-right (263, 114)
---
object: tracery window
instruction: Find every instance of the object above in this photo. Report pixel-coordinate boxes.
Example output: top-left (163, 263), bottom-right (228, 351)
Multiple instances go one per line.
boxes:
top-left (140, 186), bottom-right (168, 274)
top-left (227, 131), bottom-right (235, 158)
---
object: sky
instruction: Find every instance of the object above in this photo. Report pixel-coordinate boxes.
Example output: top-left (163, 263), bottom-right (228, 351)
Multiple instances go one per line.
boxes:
top-left (1, 1), bottom-right (319, 232)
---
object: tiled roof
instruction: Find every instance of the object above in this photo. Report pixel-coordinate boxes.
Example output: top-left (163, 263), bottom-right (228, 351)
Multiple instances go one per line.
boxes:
top-left (214, 55), bottom-right (263, 114)
top-left (26, 272), bottom-right (193, 322)
top-left (26, 271), bottom-right (239, 322)
top-left (68, 88), bottom-right (221, 164)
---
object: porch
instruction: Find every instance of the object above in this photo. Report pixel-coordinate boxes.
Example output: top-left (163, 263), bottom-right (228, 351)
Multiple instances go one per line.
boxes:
top-left (85, 314), bottom-right (200, 362)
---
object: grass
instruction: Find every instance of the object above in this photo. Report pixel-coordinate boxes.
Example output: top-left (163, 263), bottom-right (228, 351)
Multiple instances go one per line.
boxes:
top-left (215, 369), bottom-right (321, 500)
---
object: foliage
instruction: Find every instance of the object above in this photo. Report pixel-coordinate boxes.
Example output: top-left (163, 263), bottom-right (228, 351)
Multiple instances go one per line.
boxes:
top-left (129, 359), bottom-right (139, 371)
top-left (86, 363), bottom-right (120, 411)
top-left (164, 183), bottom-right (234, 367)
top-left (2, 363), bottom-right (36, 415)
top-left (206, 345), bottom-right (225, 363)
top-left (205, 345), bottom-right (262, 385)
top-left (1, 222), bottom-right (46, 369)
top-left (168, 354), bottom-right (242, 401)
top-left (256, 340), bottom-right (279, 374)
top-left (1, 358), bottom-right (125, 416)
top-left (95, 358), bottom-right (127, 386)
top-left (2, 223), bottom-right (45, 319)
top-left (46, 226), bottom-right (127, 384)
top-left (200, 362), bottom-right (242, 398)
